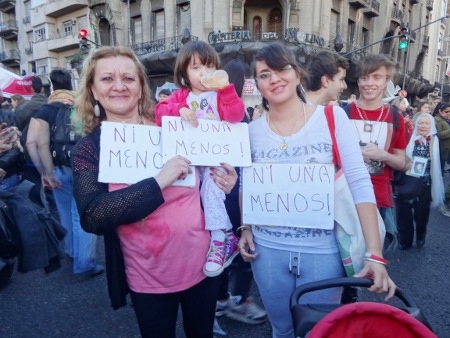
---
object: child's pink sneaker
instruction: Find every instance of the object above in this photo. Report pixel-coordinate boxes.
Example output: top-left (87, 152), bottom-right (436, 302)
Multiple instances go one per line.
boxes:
top-left (203, 240), bottom-right (226, 277)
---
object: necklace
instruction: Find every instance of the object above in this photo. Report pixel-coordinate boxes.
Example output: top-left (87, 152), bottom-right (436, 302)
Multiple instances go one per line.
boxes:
top-left (268, 103), bottom-right (307, 150)
top-left (355, 102), bottom-right (384, 133)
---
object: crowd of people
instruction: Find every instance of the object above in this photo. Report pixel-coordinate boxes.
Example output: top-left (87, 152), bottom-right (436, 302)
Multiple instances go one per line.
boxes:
top-left (1, 39), bottom-right (448, 338)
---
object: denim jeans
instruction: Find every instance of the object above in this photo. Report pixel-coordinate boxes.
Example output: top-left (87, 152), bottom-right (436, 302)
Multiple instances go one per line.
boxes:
top-left (53, 166), bottom-right (98, 274)
top-left (0, 175), bottom-right (20, 191)
top-left (379, 207), bottom-right (397, 236)
top-left (251, 244), bottom-right (344, 338)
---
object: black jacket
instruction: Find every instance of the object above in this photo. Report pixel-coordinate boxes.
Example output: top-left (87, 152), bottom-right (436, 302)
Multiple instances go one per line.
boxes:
top-left (15, 93), bottom-right (48, 132)
top-left (0, 180), bottom-right (66, 273)
top-left (0, 148), bottom-right (24, 179)
top-left (0, 109), bottom-right (16, 127)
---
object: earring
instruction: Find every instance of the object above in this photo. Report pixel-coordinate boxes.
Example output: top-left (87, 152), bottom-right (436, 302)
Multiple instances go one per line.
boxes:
top-left (94, 101), bottom-right (100, 117)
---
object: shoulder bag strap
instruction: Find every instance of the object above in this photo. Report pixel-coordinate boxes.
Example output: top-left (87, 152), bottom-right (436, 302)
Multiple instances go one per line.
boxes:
top-left (324, 105), bottom-right (342, 168)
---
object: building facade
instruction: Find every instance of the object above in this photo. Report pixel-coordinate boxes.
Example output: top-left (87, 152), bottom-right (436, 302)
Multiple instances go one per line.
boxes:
top-left (1, 0), bottom-right (449, 100)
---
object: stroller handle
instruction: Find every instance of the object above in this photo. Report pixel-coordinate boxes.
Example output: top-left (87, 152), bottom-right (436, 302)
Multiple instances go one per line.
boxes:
top-left (289, 277), bottom-right (418, 309)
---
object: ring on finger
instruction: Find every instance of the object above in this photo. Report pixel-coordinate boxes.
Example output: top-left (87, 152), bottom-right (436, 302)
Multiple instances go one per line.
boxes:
top-left (224, 181), bottom-right (229, 186)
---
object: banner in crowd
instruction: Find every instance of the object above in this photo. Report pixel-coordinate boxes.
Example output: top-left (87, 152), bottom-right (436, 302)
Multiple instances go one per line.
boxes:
top-left (98, 121), bottom-right (195, 186)
top-left (0, 68), bottom-right (35, 100)
top-left (242, 163), bottom-right (335, 229)
top-left (161, 116), bottom-right (252, 167)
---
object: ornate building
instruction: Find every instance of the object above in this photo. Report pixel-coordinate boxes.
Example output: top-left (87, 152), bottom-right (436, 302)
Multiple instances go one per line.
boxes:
top-left (2, 0), bottom-right (450, 100)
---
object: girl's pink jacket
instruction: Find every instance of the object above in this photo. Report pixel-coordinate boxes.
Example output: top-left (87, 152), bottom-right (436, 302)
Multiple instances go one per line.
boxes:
top-left (154, 84), bottom-right (245, 126)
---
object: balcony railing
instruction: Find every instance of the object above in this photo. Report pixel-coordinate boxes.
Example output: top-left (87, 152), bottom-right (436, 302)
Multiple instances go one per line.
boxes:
top-left (88, 0), bottom-right (106, 7)
top-left (363, 0), bottom-right (380, 17)
top-left (391, 8), bottom-right (403, 25)
top-left (132, 35), bottom-right (199, 55)
top-left (0, 49), bottom-right (20, 65)
top-left (0, 0), bottom-right (15, 13)
top-left (0, 20), bottom-right (18, 40)
top-left (45, 0), bottom-right (88, 18)
top-left (47, 31), bottom-right (80, 52)
top-left (48, 30), bottom-right (76, 40)
top-left (342, 42), bottom-right (369, 61)
top-left (349, 0), bottom-right (369, 9)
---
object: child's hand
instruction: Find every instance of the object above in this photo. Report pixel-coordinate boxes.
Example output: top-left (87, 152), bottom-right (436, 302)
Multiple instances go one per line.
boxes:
top-left (180, 107), bottom-right (199, 128)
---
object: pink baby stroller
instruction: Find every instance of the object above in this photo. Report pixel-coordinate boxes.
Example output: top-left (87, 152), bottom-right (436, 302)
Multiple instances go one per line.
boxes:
top-left (290, 277), bottom-right (437, 338)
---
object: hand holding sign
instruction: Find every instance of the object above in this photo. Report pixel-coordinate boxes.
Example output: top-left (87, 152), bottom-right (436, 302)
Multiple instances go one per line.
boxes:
top-left (154, 155), bottom-right (193, 189)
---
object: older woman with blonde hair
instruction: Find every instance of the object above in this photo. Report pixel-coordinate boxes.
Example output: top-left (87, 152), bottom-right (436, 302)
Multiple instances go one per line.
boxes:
top-left (72, 46), bottom-right (238, 338)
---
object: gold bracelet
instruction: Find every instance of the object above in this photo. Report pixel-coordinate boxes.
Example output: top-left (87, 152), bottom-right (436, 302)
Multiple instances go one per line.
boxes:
top-left (236, 225), bottom-right (251, 237)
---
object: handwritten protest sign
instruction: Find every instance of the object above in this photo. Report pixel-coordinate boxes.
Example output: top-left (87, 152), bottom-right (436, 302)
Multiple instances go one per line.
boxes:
top-left (99, 121), bottom-right (195, 186)
top-left (242, 163), bottom-right (335, 229)
top-left (161, 116), bottom-right (251, 166)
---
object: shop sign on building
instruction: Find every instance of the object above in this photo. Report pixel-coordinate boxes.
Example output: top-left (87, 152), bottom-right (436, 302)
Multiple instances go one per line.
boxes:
top-left (208, 30), bottom-right (279, 44)
top-left (208, 30), bottom-right (252, 44)
top-left (284, 27), bottom-right (325, 48)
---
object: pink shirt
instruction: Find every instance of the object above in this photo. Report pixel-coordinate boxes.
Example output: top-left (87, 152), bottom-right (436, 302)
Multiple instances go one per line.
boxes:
top-left (110, 170), bottom-right (209, 293)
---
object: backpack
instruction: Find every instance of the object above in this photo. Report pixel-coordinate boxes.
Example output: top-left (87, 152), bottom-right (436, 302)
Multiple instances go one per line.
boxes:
top-left (50, 102), bottom-right (81, 167)
top-left (343, 103), bottom-right (399, 130)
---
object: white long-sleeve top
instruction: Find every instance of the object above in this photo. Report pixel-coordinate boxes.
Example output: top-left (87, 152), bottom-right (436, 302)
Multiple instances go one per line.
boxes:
top-left (243, 105), bottom-right (375, 253)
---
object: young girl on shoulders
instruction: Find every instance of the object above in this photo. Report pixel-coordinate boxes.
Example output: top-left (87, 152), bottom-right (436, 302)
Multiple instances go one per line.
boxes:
top-left (155, 40), bottom-right (245, 277)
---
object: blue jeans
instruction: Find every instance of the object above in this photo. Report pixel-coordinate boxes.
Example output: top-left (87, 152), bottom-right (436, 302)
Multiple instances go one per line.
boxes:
top-left (251, 244), bottom-right (344, 338)
top-left (53, 166), bottom-right (98, 274)
top-left (0, 175), bottom-right (20, 191)
top-left (379, 207), bottom-right (397, 236)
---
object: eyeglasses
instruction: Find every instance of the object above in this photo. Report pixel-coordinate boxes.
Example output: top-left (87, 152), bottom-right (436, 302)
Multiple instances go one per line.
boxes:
top-left (255, 65), bottom-right (293, 82)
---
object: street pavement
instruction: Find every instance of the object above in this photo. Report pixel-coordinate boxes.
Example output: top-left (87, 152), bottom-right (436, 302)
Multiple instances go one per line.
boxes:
top-left (1, 202), bottom-right (450, 337)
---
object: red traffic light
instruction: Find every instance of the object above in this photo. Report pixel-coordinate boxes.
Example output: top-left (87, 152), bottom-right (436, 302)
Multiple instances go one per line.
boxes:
top-left (78, 29), bottom-right (88, 38)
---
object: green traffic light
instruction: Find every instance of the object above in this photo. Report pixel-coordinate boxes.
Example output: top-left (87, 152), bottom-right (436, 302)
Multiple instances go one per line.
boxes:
top-left (399, 38), bottom-right (408, 50)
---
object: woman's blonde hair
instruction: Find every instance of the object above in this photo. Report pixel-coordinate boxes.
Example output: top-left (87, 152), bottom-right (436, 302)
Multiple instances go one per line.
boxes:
top-left (74, 46), bottom-right (154, 135)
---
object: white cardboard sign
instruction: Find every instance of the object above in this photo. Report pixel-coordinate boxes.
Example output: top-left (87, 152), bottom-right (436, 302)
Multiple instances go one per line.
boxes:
top-left (98, 121), bottom-right (195, 186)
top-left (242, 163), bottom-right (335, 229)
top-left (161, 116), bottom-right (252, 167)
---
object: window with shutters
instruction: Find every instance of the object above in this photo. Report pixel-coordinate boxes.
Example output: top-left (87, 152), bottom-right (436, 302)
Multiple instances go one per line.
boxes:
top-left (153, 10), bottom-right (165, 40)
top-left (132, 16), bottom-right (142, 44)
top-left (177, 2), bottom-right (191, 36)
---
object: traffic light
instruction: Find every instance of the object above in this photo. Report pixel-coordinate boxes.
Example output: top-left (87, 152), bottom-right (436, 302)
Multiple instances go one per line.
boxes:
top-left (398, 27), bottom-right (409, 50)
top-left (78, 29), bottom-right (89, 52)
top-left (399, 36), bottom-right (409, 50)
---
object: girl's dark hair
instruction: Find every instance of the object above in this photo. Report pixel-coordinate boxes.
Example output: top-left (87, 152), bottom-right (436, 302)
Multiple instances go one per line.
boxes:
top-left (174, 40), bottom-right (221, 90)
top-left (432, 101), bottom-right (450, 116)
top-left (252, 43), bottom-right (308, 110)
top-left (223, 59), bottom-right (247, 98)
